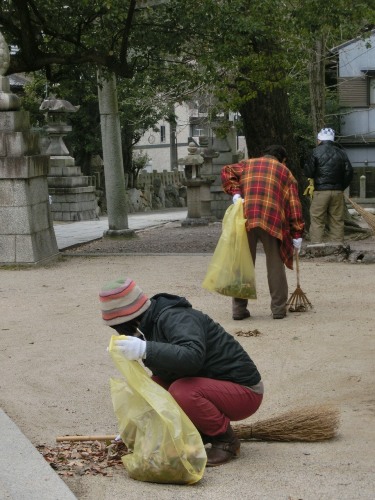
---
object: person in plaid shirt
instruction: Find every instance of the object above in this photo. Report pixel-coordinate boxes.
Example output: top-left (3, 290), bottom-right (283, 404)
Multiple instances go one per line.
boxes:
top-left (221, 145), bottom-right (305, 320)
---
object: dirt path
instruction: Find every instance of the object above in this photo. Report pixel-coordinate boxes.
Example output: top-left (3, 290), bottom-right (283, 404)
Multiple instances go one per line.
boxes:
top-left (0, 253), bottom-right (374, 499)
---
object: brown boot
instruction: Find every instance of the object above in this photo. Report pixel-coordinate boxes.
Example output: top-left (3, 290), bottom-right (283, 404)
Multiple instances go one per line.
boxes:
top-left (205, 425), bottom-right (240, 467)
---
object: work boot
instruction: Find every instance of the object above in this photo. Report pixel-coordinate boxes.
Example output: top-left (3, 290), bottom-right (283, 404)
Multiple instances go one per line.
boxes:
top-left (205, 425), bottom-right (240, 467)
top-left (199, 432), bottom-right (212, 445)
top-left (232, 310), bottom-right (251, 321)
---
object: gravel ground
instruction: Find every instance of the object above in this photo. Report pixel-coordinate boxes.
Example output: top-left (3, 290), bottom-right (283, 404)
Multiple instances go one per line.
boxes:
top-left (62, 220), bottom-right (375, 262)
top-left (1, 248), bottom-right (375, 499)
top-left (63, 221), bottom-right (224, 255)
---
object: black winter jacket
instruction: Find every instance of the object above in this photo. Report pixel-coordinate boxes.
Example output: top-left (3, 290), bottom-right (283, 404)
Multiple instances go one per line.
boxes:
top-left (139, 293), bottom-right (261, 387)
top-left (304, 141), bottom-right (353, 191)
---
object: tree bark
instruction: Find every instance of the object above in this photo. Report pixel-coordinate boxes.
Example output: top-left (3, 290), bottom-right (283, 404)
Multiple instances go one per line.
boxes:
top-left (239, 88), bottom-right (310, 225)
top-left (309, 35), bottom-right (326, 137)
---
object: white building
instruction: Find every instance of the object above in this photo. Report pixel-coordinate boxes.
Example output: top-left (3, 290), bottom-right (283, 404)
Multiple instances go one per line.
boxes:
top-left (134, 101), bottom-right (247, 173)
top-left (332, 31), bottom-right (375, 198)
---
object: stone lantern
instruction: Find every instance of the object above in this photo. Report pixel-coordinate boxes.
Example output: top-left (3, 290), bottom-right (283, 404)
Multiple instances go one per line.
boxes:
top-left (178, 142), bottom-right (214, 226)
top-left (40, 97), bottom-right (98, 221)
top-left (40, 97), bottom-right (79, 156)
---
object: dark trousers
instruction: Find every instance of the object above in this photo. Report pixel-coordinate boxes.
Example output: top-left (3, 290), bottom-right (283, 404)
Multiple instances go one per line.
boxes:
top-left (232, 227), bottom-right (288, 317)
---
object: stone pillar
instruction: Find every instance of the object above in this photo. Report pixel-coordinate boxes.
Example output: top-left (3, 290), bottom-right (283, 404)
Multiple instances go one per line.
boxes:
top-left (40, 97), bottom-right (98, 221)
top-left (0, 31), bottom-right (58, 265)
top-left (97, 71), bottom-right (134, 237)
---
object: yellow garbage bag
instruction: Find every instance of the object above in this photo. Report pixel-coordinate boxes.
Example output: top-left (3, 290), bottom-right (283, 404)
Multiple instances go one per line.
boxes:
top-left (108, 335), bottom-right (207, 484)
top-left (202, 200), bottom-right (256, 299)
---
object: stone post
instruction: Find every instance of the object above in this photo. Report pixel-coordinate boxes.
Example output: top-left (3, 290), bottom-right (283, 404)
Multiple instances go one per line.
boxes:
top-left (0, 31), bottom-right (58, 265)
top-left (360, 175), bottom-right (366, 199)
top-left (97, 70), bottom-right (134, 237)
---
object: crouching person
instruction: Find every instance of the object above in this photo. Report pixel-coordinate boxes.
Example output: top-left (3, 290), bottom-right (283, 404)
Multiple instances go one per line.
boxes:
top-left (99, 277), bottom-right (263, 467)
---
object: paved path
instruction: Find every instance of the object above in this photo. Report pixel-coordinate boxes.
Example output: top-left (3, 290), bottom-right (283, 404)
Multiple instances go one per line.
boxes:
top-left (2, 207), bottom-right (374, 499)
top-left (53, 208), bottom-right (188, 250)
top-left (0, 208), bottom-right (187, 500)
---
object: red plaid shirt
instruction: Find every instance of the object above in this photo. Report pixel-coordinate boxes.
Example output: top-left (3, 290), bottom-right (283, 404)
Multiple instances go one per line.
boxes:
top-left (221, 156), bottom-right (304, 270)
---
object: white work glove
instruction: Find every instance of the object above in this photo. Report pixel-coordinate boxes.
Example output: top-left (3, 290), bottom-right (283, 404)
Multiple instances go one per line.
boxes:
top-left (292, 238), bottom-right (303, 253)
top-left (115, 337), bottom-right (146, 360)
top-left (232, 194), bottom-right (244, 204)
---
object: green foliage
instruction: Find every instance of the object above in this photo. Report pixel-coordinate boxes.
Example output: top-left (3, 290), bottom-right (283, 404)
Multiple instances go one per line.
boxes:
top-left (132, 149), bottom-right (150, 170)
top-left (3, 0), bottom-right (374, 174)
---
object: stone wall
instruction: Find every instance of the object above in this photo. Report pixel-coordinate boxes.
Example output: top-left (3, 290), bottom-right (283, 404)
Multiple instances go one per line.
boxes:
top-left (96, 169), bottom-right (187, 215)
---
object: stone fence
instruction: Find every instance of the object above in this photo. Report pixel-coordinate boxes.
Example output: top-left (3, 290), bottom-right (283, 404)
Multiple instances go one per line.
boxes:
top-left (95, 168), bottom-right (187, 214)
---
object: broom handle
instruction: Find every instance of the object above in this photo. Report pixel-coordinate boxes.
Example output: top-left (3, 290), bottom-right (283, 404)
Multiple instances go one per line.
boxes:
top-left (295, 249), bottom-right (300, 287)
top-left (56, 434), bottom-right (117, 442)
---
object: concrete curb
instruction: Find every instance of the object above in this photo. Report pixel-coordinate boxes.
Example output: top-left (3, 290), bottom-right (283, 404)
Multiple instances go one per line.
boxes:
top-left (0, 409), bottom-right (77, 500)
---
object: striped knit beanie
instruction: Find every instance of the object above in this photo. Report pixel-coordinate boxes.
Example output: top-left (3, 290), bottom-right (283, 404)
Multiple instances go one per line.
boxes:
top-left (99, 277), bottom-right (151, 326)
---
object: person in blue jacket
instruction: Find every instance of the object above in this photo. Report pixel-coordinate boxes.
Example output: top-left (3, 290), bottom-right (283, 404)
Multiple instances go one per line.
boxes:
top-left (100, 276), bottom-right (263, 467)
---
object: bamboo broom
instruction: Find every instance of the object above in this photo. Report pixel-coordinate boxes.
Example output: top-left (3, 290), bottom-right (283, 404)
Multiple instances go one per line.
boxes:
top-left (56, 404), bottom-right (340, 443)
top-left (346, 197), bottom-right (375, 235)
top-left (233, 404), bottom-right (339, 442)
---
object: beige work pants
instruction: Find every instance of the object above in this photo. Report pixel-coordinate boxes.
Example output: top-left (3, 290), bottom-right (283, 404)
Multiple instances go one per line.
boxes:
top-left (232, 227), bottom-right (288, 317)
top-left (309, 190), bottom-right (345, 243)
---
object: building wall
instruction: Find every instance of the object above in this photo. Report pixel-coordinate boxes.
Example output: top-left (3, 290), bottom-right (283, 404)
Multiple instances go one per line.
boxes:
top-left (338, 34), bottom-right (375, 77)
top-left (134, 103), bottom-right (191, 172)
top-left (134, 103), bottom-right (247, 173)
top-left (337, 33), bottom-right (375, 142)
top-left (335, 32), bottom-right (375, 183)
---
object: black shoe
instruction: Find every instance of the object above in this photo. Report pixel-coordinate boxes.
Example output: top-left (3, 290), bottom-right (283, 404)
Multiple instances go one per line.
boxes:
top-left (232, 310), bottom-right (251, 321)
top-left (273, 312), bottom-right (286, 319)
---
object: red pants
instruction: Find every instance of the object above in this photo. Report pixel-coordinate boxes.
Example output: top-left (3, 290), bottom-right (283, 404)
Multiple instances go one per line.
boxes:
top-left (152, 376), bottom-right (263, 437)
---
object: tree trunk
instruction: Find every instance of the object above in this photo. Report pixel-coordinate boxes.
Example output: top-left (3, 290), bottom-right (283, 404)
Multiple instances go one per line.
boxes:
top-left (121, 128), bottom-right (134, 188)
top-left (97, 70), bottom-right (130, 232)
top-left (239, 88), bottom-right (310, 225)
top-left (309, 35), bottom-right (326, 137)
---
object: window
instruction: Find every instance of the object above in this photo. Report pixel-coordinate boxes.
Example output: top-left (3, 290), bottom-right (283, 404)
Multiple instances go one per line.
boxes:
top-left (338, 77), bottom-right (367, 107)
top-left (190, 124), bottom-right (209, 137)
top-left (160, 125), bottom-right (166, 143)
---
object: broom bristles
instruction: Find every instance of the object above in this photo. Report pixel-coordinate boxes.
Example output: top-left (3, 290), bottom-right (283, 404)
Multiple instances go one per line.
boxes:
top-left (233, 404), bottom-right (340, 442)
top-left (347, 197), bottom-right (375, 234)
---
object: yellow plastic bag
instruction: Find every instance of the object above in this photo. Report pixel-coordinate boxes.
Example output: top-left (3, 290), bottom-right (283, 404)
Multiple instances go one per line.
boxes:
top-left (202, 200), bottom-right (256, 299)
top-left (108, 335), bottom-right (207, 484)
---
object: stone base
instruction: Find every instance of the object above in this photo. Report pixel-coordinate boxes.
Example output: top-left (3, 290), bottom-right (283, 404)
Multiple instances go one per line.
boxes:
top-left (49, 186), bottom-right (98, 221)
top-left (0, 228), bottom-right (59, 265)
top-left (181, 217), bottom-right (209, 227)
top-left (104, 229), bottom-right (136, 238)
top-left (47, 156), bottom-right (98, 221)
